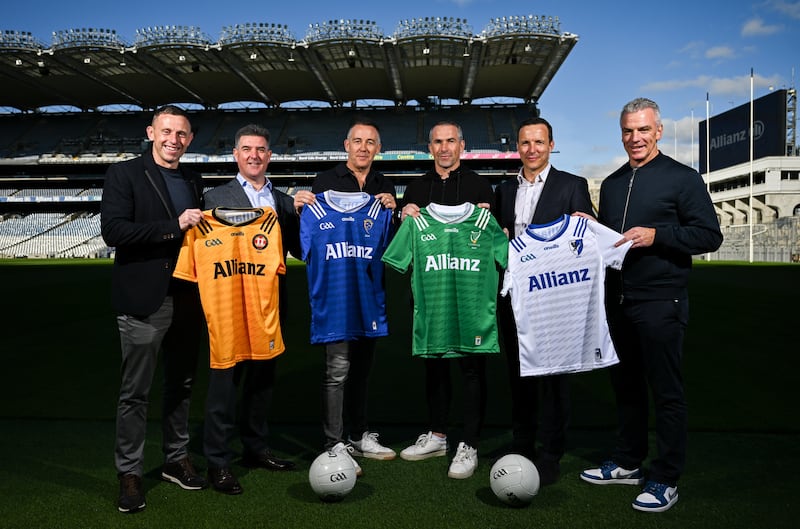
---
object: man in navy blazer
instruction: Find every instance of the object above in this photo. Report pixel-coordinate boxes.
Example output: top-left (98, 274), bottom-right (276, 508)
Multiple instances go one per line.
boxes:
top-left (101, 105), bottom-right (207, 513)
top-left (493, 117), bottom-right (594, 485)
top-left (201, 124), bottom-right (301, 495)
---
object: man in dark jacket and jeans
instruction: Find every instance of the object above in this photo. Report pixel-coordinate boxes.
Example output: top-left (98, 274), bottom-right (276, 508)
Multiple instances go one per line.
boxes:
top-left (579, 98), bottom-right (722, 513)
top-left (397, 121), bottom-right (495, 480)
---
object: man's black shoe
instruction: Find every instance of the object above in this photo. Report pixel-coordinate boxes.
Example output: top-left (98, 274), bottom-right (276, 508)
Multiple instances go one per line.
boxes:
top-left (208, 467), bottom-right (243, 495)
top-left (118, 473), bottom-right (146, 513)
top-left (243, 449), bottom-right (297, 471)
top-left (161, 457), bottom-right (208, 490)
top-left (534, 456), bottom-right (561, 487)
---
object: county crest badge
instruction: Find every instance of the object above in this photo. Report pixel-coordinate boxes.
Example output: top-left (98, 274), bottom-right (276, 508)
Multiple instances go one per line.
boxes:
top-left (569, 238), bottom-right (584, 256)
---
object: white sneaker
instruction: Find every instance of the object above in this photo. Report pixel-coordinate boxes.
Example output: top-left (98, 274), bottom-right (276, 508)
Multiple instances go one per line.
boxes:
top-left (447, 442), bottom-right (477, 479)
top-left (349, 432), bottom-right (396, 461)
top-left (399, 431), bottom-right (448, 461)
top-left (632, 481), bottom-right (679, 512)
top-left (330, 442), bottom-right (363, 477)
top-left (580, 460), bottom-right (645, 485)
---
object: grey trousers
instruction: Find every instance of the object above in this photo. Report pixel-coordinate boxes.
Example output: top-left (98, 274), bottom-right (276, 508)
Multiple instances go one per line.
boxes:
top-left (322, 339), bottom-right (375, 449)
top-left (114, 291), bottom-right (202, 477)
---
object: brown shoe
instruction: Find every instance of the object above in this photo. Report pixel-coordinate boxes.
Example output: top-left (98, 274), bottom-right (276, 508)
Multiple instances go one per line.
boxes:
top-left (118, 473), bottom-right (146, 513)
top-left (208, 466), bottom-right (243, 495)
top-left (161, 457), bottom-right (207, 490)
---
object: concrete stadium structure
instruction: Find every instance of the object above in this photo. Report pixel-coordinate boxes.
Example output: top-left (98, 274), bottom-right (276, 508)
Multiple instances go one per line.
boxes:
top-left (1, 16), bottom-right (798, 261)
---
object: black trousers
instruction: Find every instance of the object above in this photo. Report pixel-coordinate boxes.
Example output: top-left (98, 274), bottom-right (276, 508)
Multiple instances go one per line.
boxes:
top-left (424, 355), bottom-right (487, 448)
top-left (204, 359), bottom-right (277, 468)
top-left (498, 295), bottom-right (569, 462)
top-left (606, 298), bottom-right (689, 486)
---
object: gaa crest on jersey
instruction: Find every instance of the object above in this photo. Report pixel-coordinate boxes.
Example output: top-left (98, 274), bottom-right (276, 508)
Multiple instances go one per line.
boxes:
top-left (469, 230), bottom-right (482, 248)
top-left (569, 238), bottom-right (584, 256)
top-left (363, 218), bottom-right (374, 237)
top-left (252, 233), bottom-right (269, 250)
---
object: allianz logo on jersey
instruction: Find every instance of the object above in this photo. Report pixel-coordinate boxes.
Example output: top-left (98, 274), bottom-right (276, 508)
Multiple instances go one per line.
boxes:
top-left (325, 241), bottom-right (374, 260)
top-left (213, 259), bottom-right (267, 279)
top-left (424, 253), bottom-right (481, 272)
top-left (528, 268), bottom-right (591, 291)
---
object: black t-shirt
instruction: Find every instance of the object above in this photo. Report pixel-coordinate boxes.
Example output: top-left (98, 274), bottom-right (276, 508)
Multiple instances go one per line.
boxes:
top-left (402, 166), bottom-right (494, 209)
top-left (312, 162), bottom-right (396, 196)
top-left (159, 166), bottom-right (196, 215)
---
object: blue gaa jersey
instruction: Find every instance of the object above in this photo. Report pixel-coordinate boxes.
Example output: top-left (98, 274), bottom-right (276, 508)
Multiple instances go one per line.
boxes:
top-left (501, 215), bottom-right (631, 376)
top-left (300, 190), bottom-right (394, 344)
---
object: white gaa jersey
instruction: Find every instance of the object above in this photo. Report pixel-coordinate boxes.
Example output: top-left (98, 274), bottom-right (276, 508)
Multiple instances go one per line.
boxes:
top-left (501, 214), bottom-right (631, 376)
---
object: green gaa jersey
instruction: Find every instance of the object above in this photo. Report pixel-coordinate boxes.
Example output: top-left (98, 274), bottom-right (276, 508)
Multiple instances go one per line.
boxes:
top-left (382, 203), bottom-right (508, 358)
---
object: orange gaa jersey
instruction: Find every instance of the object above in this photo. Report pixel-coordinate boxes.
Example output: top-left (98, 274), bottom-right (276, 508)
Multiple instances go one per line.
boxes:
top-left (174, 207), bottom-right (286, 369)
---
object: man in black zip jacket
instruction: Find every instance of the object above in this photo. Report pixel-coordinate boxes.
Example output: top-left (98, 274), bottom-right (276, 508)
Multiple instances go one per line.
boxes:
top-left (397, 121), bottom-right (494, 480)
top-left (579, 98), bottom-right (722, 513)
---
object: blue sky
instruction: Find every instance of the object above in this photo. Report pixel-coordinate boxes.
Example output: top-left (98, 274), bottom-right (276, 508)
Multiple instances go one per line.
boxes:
top-left (3, 0), bottom-right (797, 178)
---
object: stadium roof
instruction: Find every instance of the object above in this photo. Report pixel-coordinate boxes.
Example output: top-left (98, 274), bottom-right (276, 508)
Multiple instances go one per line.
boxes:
top-left (0, 15), bottom-right (578, 112)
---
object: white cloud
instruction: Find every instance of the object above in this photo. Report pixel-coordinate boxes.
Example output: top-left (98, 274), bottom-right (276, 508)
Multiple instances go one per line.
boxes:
top-left (769, 0), bottom-right (800, 20)
top-left (677, 41), bottom-right (706, 60)
top-left (741, 17), bottom-right (782, 36)
top-left (578, 156), bottom-right (628, 179)
top-left (705, 46), bottom-right (735, 59)
top-left (641, 73), bottom-right (783, 98)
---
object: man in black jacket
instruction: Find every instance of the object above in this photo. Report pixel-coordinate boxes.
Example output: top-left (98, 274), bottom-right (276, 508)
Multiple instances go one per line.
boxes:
top-left (101, 105), bottom-right (207, 514)
top-left (397, 121), bottom-right (495, 480)
top-left (579, 98), bottom-right (722, 513)
top-left (201, 124), bottom-right (301, 495)
top-left (493, 117), bottom-right (594, 485)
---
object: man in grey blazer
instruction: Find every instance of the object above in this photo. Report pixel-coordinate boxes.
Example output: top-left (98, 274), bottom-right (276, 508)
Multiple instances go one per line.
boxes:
top-left (202, 124), bottom-right (301, 494)
top-left (493, 117), bottom-right (594, 485)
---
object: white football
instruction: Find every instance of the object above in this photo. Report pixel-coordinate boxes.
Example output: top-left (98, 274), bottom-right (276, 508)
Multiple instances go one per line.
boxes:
top-left (489, 454), bottom-right (540, 506)
top-left (308, 450), bottom-right (357, 502)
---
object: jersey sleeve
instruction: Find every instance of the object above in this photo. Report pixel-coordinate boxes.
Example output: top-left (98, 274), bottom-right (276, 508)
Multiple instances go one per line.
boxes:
top-left (381, 217), bottom-right (413, 273)
top-left (589, 219), bottom-right (631, 270)
top-left (299, 196), bottom-right (324, 262)
top-left (488, 213), bottom-right (509, 269)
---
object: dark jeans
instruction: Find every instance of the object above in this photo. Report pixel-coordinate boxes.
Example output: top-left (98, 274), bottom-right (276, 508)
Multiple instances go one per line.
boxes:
top-left (424, 355), bottom-right (487, 448)
top-left (498, 295), bottom-right (569, 461)
top-left (607, 298), bottom-right (689, 486)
